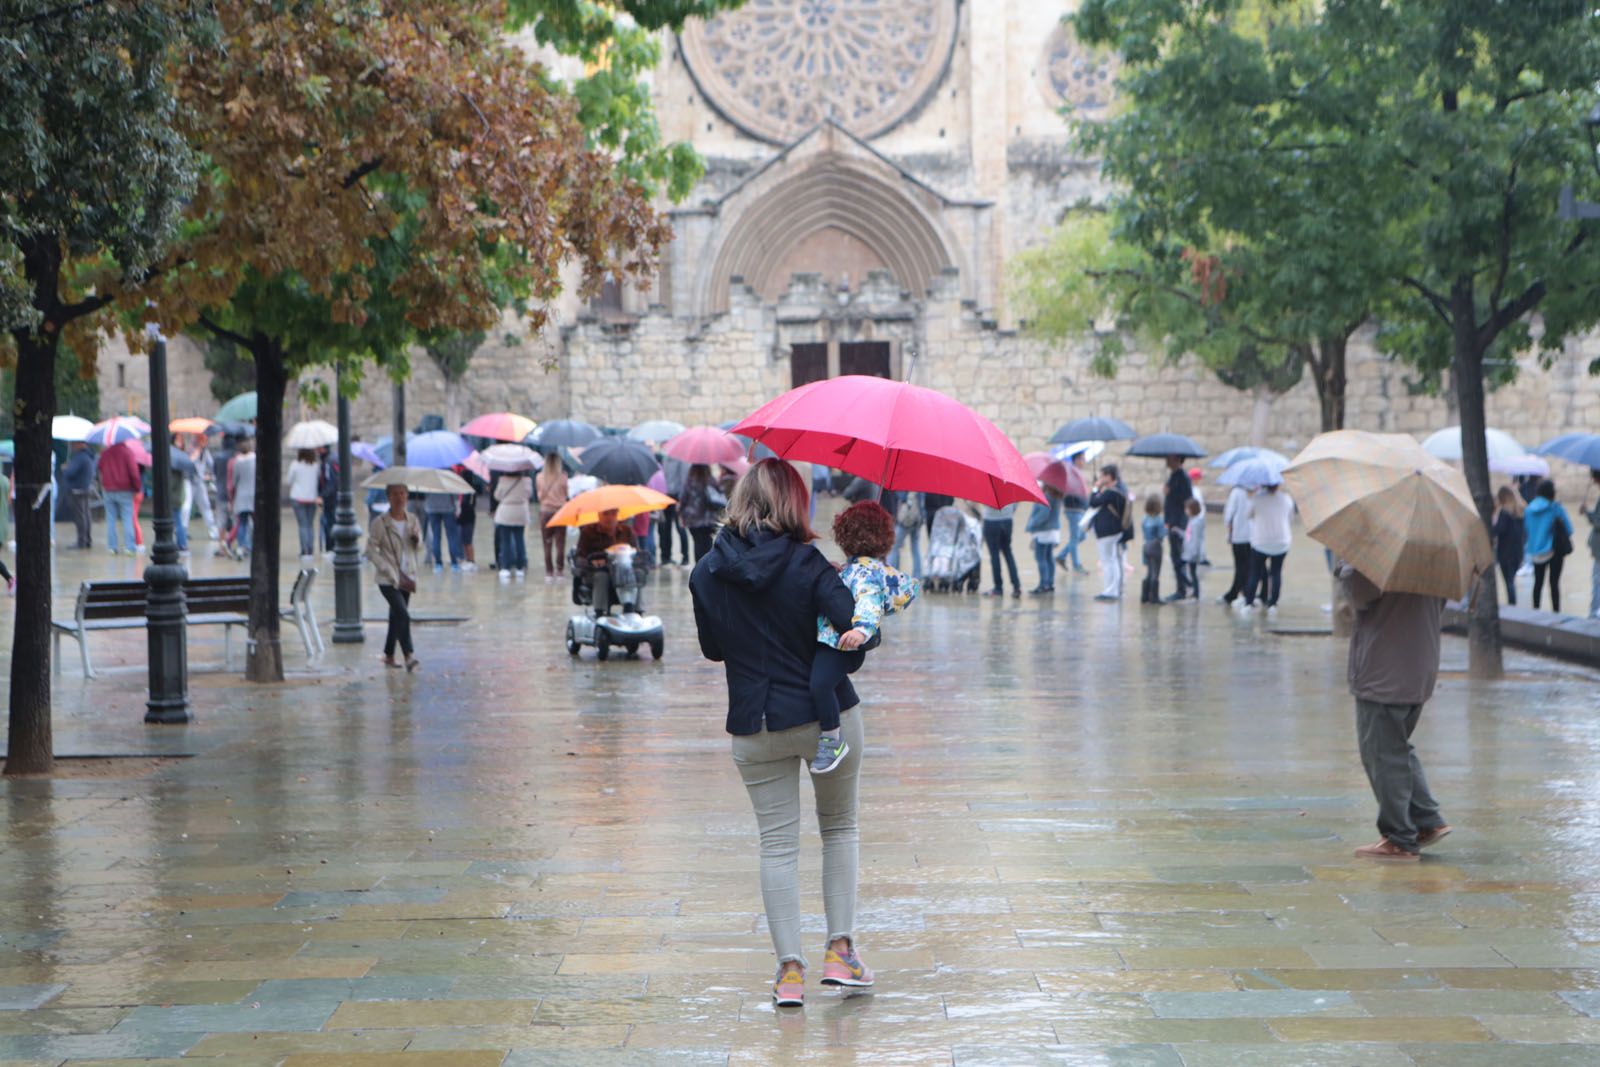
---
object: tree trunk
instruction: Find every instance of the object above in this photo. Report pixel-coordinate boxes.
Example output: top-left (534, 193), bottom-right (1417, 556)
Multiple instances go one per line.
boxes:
top-left (246, 337), bottom-right (288, 682)
top-left (442, 375), bottom-right (461, 434)
top-left (1451, 278), bottom-right (1503, 679)
top-left (4, 329), bottom-right (57, 775)
top-left (1443, 366), bottom-right (1461, 425)
top-left (1248, 383), bottom-right (1274, 446)
top-left (1311, 334), bottom-right (1348, 433)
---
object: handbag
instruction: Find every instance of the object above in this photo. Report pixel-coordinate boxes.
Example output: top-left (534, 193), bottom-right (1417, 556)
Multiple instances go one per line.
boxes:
top-left (1553, 514), bottom-right (1573, 559)
top-left (387, 515), bottom-right (418, 593)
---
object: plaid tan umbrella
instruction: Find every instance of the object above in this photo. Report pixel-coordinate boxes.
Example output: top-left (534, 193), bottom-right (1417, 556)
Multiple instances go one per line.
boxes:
top-left (1281, 430), bottom-right (1493, 600)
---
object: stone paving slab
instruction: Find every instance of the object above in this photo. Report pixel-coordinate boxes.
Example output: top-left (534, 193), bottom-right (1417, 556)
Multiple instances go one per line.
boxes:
top-left (4, 530), bottom-right (1600, 1064)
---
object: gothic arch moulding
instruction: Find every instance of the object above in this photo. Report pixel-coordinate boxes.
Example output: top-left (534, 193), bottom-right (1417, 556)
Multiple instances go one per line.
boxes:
top-left (678, 0), bottom-right (961, 144)
top-left (700, 155), bottom-right (961, 316)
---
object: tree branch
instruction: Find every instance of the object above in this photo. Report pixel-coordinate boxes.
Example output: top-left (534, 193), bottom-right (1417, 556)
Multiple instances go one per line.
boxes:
top-left (57, 292), bottom-right (111, 322)
top-left (196, 313), bottom-right (255, 351)
top-left (1401, 276), bottom-right (1452, 325)
top-left (1480, 280), bottom-right (1546, 349)
top-left (341, 157), bottom-right (385, 190)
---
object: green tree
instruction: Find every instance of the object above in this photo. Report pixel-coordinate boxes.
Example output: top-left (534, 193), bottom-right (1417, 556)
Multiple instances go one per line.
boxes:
top-left (422, 331), bottom-right (488, 432)
top-left (200, 335), bottom-right (256, 406)
top-left (1319, 0), bottom-right (1600, 677)
top-left (1060, 0), bottom-right (1387, 436)
top-left (0, 0), bottom-right (210, 775)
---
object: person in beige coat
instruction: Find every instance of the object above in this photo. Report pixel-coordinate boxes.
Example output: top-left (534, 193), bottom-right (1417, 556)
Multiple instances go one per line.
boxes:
top-left (537, 458), bottom-right (569, 579)
top-left (494, 471), bottom-right (533, 580)
top-left (369, 483), bottom-right (422, 671)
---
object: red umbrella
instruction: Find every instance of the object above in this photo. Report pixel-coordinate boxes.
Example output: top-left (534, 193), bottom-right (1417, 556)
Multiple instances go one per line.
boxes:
top-left (663, 425), bottom-right (744, 466)
top-left (1024, 451), bottom-right (1089, 499)
top-left (732, 376), bottom-right (1043, 507)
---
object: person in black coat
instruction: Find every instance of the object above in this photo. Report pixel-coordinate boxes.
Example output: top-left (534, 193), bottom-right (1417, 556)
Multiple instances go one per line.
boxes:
top-left (1163, 455), bottom-right (1194, 600)
top-left (689, 458), bottom-right (875, 1006)
top-left (1089, 463), bottom-right (1130, 601)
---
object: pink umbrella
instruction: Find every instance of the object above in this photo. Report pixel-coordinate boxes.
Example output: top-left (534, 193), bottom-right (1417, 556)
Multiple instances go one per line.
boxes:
top-left (733, 376), bottom-right (1043, 507)
top-left (663, 425), bottom-right (744, 466)
top-left (1023, 451), bottom-right (1089, 499)
top-left (460, 412), bottom-right (537, 443)
top-left (126, 440), bottom-right (153, 467)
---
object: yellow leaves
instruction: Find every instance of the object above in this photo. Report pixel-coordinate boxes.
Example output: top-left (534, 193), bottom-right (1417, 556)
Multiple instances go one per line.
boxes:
top-left (223, 86), bottom-right (255, 127)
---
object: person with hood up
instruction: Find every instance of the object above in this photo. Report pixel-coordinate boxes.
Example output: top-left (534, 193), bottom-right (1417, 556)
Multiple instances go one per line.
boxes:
top-left (689, 459), bottom-right (873, 1009)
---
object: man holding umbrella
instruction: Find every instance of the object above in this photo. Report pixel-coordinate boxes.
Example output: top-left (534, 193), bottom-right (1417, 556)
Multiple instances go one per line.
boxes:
top-left (1337, 564), bottom-right (1450, 861)
top-left (1281, 431), bottom-right (1481, 862)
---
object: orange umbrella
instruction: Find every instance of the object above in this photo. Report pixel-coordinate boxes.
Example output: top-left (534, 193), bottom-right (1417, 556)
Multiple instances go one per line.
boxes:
top-left (170, 417), bottom-right (218, 435)
top-left (546, 485), bottom-right (675, 528)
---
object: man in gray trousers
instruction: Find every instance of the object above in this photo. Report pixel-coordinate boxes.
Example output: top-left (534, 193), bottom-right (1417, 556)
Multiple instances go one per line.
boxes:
top-left (1338, 563), bottom-right (1452, 861)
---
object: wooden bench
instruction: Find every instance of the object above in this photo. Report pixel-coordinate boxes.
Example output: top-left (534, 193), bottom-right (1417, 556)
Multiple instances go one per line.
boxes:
top-left (52, 577), bottom-right (251, 679)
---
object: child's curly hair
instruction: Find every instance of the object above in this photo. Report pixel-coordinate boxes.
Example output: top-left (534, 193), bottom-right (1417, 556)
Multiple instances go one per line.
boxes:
top-left (832, 500), bottom-right (896, 559)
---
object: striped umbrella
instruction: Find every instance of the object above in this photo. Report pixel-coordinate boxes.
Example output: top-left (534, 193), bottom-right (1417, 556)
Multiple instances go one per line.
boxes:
top-left (84, 416), bottom-right (151, 446)
top-left (1281, 430), bottom-right (1492, 601)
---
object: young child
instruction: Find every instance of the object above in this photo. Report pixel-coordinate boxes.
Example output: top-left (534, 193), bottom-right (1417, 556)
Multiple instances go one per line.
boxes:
top-left (1180, 496), bottom-right (1205, 600)
top-left (1140, 493), bottom-right (1165, 605)
top-left (812, 500), bottom-right (918, 774)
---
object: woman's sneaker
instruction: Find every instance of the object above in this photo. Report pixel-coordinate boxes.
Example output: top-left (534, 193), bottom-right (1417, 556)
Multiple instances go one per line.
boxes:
top-left (810, 736), bottom-right (848, 775)
top-left (821, 944), bottom-right (874, 988)
top-left (772, 964), bottom-right (805, 1007)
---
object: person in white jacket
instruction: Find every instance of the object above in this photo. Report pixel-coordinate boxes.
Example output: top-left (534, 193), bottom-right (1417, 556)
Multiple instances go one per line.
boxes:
top-left (493, 472), bottom-right (533, 580)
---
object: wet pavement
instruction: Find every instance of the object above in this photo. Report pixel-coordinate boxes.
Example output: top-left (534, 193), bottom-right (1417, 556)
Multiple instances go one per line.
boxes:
top-left (3, 509), bottom-right (1600, 1066)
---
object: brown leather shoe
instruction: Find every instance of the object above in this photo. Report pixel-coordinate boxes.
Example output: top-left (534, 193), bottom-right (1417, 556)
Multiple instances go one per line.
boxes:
top-left (1354, 838), bottom-right (1420, 861)
top-left (1416, 825), bottom-right (1452, 848)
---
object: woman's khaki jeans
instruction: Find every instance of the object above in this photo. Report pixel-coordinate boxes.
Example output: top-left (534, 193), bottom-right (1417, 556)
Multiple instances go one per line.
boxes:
top-left (732, 708), bottom-right (863, 969)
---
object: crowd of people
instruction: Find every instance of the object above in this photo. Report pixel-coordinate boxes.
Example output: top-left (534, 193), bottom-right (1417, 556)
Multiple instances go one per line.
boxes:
top-left (1491, 471), bottom-right (1600, 617)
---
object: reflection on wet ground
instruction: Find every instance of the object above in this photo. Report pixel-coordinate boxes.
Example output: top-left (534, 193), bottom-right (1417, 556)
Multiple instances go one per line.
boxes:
top-left (3, 514), bottom-right (1600, 1065)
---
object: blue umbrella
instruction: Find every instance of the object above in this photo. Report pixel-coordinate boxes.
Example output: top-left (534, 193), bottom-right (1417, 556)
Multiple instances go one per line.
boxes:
top-left (1127, 432), bottom-right (1207, 459)
top-left (1210, 446), bottom-right (1289, 469)
top-left (527, 419), bottom-right (602, 450)
top-left (1534, 432), bottom-right (1600, 470)
top-left (1219, 456), bottom-right (1284, 489)
top-left (383, 430), bottom-right (471, 470)
top-left (351, 441), bottom-right (387, 469)
top-left (1049, 416), bottom-right (1137, 444)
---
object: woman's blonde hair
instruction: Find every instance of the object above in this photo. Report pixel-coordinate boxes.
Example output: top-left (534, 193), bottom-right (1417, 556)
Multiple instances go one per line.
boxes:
top-left (722, 458), bottom-right (816, 542)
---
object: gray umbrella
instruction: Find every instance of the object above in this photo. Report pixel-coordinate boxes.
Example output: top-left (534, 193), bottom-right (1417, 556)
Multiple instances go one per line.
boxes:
top-left (1049, 416), bottom-right (1137, 444)
top-left (526, 419), bottom-right (602, 450)
top-left (578, 438), bottom-right (661, 484)
top-left (1126, 432), bottom-right (1207, 459)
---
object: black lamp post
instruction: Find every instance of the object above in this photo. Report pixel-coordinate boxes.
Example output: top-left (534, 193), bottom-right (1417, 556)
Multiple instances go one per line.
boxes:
top-left (143, 324), bottom-right (191, 724)
top-left (331, 361), bottom-right (364, 643)
top-left (1559, 103), bottom-right (1600, 221)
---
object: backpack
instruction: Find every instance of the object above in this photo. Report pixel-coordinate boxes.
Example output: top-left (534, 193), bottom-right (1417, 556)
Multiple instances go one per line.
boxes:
top-left (897, 494), bottom-right (922, 529)
top-left (1553, 508), bottom-right (1573, 558)
top-left (1117, 489), bottom-right (1135, 544)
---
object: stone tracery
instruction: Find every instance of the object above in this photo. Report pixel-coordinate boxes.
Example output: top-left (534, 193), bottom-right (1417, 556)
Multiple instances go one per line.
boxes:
top-left (679, 0), bottom-right (959, 144)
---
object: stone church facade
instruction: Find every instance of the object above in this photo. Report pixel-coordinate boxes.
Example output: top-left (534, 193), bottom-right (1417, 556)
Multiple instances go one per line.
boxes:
top-left (100, 0), bottom-right (1596, 493)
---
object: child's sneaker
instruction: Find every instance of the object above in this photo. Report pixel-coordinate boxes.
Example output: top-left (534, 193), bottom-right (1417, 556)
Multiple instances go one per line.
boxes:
top-left (772, 963), bottom-right (805, 1006)
top-left (820, 943), bottom-right (874, 988)
top-left (810, 735), bottom-right (849, 775)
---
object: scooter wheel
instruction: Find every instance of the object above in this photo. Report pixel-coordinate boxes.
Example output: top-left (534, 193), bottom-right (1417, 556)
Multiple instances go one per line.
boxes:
top-left (565, 621), bottom-right (580, 656)
top-left (624, 641), bottom-right (639, 657)
top-left (595, 631), bottom-right (610, 661)
top-left (649, 637), bottom-right (664, 660)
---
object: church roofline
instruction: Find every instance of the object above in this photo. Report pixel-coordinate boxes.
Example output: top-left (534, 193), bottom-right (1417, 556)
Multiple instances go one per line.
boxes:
top-left (668, 119), bottom-right (994, 219)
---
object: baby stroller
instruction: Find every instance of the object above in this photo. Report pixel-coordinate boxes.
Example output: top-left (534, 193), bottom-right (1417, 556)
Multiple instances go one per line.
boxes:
top-left (925, 505), bottom-right (982, 593)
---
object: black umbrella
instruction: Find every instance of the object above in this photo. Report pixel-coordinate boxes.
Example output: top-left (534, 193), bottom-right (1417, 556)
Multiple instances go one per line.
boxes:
top-left (526, 419), bottom-right (602, 450)
top-left (578, 438), bottom-right (661, 484)
top-left (1126, 432), bottom-right (1207, 459)
top-left (1049, 416), bottom-right (1137, 444)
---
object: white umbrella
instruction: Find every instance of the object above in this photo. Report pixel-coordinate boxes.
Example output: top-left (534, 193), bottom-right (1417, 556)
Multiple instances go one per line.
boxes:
top-left (1420, 426), bottom-right (1526, 463)
top-left (362, 467), bottom-right (472, 494)
top-left (478, 443), bottom-right (543, 473)
top-left (52, 415), bottom-right (94, 442)
top-left (1050, 440), bottom-right (1105, 463)
top-left (1219, 456), bottom-right (1286, 489)
top-left (1489, 453), bottom-right (1550, 478)
top-left (284, 420), bottom-right (339, 450)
